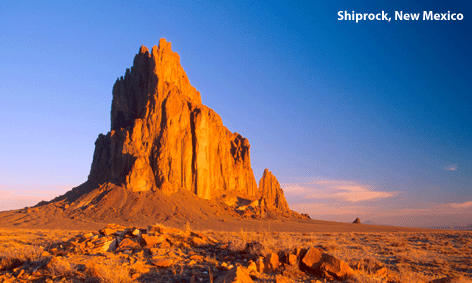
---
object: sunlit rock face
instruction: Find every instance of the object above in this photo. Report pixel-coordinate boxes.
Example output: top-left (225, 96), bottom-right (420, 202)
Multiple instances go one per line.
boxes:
top-left (89, 39), bottom-right (259, 199)
top-left (259, 169), bottom-right (289, 211)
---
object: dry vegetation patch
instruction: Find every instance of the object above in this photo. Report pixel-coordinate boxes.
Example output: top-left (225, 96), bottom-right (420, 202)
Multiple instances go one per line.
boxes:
top-left (0, 225), bottom-right (470, 282)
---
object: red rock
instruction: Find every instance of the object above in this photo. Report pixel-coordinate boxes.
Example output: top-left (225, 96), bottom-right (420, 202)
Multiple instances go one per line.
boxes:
top-left (117, 238), bottom-right (141, 251)
top-left (288, 254), bottom-right (297, 266)
top-left (141, 234), bottom-right (165, 246)
top-left (150, 258), bottom-right (173, 268)
top-left (46, 256), bottom-right (71, 272)
top-left (99, 228), bottom-right (116, 236)
top-left (91, 236), bottom-right (117, 253)
top-left (215, 266), bottom-right (254, 283)
top-left (318, 253), bottom-right (354, 280)
top-left (259, 169), bottom-right (289, 211)
top-left (148, 225), bottom-right (163, 234)
top-left (82, 232), bottom-right (93, 239)
top-left (265, 252), bottom-right (280, 271)
top-left (300, 247), bottom-right (354, 280)
top-left (162, 227), bottom-right (181, 234)
top-left (247, 261), bottom-right (257, 274)
top-left (301, 247), bottom-right (323, 268)
top-left (256, 257), bottom-right (264, 273)
top-left (192, 237), bottom-right (207, 246)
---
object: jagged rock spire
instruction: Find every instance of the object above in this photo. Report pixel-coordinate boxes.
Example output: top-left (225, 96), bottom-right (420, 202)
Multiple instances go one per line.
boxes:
top-left (259, 169), bottom-right (289, 211)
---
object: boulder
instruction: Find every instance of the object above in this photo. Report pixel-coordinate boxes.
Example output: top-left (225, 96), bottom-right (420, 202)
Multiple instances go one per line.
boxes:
top-left (191, 237), bottom-right (207, 246)
top-left (141, 234), bottom-right (166, 246)
top-left (265, 252), bottom-right (280, 271)
top-left (117, 238), bottom-right (141, 251)
top-left (215, 266), bottom-right (254, 283)
top-left (256, 257), bottom-right (265, 273)
top-left (288, 254), bottom-right (298, 266)
top-left (300, 247), bottom-right (354, 280)
top-left (90, 236), bottom-right (118, 253)
top-left (99, 228), bottom-right (116, 236)
top-left (150, 258), bottom-right (174, 268)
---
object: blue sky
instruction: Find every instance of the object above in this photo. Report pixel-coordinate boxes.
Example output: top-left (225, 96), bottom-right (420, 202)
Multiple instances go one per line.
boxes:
top-left (1, 0), bottom-right (471, 227)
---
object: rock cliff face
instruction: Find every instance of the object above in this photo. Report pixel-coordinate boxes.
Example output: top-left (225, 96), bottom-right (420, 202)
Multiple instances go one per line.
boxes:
top-left (88, 39), bottom-right (278, 205)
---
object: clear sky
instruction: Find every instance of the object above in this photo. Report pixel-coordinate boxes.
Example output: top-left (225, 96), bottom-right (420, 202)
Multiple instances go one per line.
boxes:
top-left (1, 0), bottom-right (471, 228)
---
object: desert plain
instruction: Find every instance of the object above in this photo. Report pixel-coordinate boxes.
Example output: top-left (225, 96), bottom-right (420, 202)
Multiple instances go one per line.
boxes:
top-left (0, 217), bottom-right (471, 283)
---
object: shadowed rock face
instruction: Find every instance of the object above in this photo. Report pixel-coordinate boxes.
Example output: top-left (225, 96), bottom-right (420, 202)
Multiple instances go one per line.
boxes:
top-left (88, 39), bottom-right (266, 201)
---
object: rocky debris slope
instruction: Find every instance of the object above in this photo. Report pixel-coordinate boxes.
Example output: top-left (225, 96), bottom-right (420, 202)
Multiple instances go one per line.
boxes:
top-left (0, 224), bottom-right (455, 283)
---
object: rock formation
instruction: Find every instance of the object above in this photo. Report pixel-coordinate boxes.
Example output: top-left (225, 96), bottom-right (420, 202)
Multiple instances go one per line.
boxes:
top-left (81, 39), bottom-right (293, 216)
top-left (0, 38), bottom-right (304, 228)
top-left (258, 169), bottom-right (289, 211)
top-left (353, 217), bottom-right (361, 224)
top-left (89, 39), bottom-right (259, 200)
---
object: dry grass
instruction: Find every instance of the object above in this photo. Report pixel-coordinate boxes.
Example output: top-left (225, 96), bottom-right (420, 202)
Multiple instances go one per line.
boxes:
top-left (1, 227), bottom-right (471, 282)
top-left (282, 263), bottom-right (305, 280)
top-left (0, 244), bottom-right (43, 266)
top-left (214, 228), bottom-right (303, 257)
top-left (86, 259), bottom-right (132, 283)
top-left (206, 229), bottom-right (472, 282)
top-left (47, 257), bottom-right (75, 278)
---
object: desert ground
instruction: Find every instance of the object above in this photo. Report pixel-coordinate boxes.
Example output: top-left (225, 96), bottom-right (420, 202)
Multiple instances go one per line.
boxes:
top-left (0, 219), bottom-right (470, 283)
